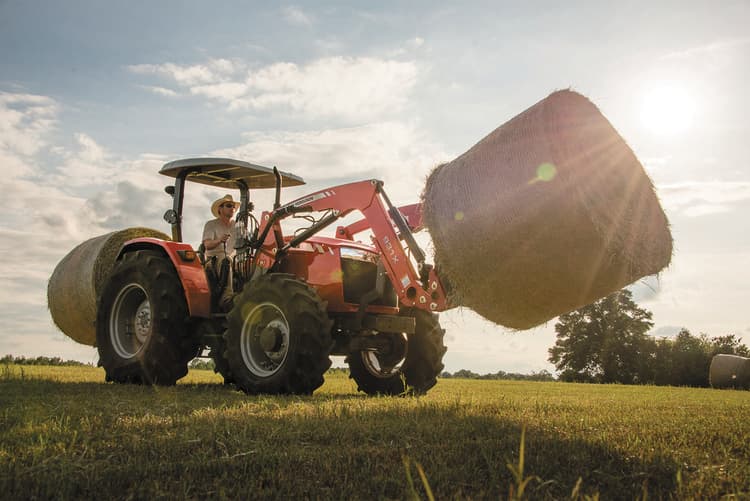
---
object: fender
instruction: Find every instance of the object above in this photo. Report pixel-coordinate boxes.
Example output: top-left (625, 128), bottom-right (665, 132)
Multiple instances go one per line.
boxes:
top-left (117, 237), bottom-right (211, 318)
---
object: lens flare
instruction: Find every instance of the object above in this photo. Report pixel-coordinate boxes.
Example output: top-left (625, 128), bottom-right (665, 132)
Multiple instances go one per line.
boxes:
top-left (528, 162), bottom-right (557, 184)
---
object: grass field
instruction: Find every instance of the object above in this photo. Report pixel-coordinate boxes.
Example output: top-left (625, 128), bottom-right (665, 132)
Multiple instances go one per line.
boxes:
top-left (1, 365), bottom-right (748, 500)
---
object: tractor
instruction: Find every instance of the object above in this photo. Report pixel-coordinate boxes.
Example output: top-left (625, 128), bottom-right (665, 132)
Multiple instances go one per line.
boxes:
top-left (95, 158), bottom-right (450, 395)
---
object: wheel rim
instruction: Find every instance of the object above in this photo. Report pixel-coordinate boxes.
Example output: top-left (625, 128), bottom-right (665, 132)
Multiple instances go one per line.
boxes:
top-left (361, 333), bottom-right (407, 379)
top-left (240, 302), bottom-right (290, 377)
top-left (109, 283), bottom-right (150, 359)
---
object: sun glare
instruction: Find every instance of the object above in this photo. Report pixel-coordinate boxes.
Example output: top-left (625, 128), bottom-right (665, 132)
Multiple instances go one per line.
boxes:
top-left (640, 83), bottom-right (695, 136)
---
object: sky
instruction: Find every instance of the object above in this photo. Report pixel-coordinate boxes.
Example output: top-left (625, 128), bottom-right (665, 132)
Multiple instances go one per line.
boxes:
top-left (1, 1), bottom-right (749, 374)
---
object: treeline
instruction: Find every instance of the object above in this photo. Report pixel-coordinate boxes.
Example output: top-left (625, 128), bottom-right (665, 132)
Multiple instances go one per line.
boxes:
top-left (188, 359), bottom-right (552, 381)
top-left (555, 330), bottom-right (749, 387)
top-left (440, 369), bottom-right (556, 381)
top-left (0, 355), bottom-right (91, 367)
top-left (188, 359), bottom-right (216, 370)
top-left (549, 290), bottom-right (749, 387)
top-left (640, 330), bottom-right (747, 387)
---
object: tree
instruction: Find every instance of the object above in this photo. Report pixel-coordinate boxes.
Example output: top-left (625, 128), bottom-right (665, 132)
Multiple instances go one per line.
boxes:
top-left (548, 290), bottom-right (654, 383)
top-left (709, 334), bottom-right (750, 357)
top-left (669, 329), bottom-right (711, 387)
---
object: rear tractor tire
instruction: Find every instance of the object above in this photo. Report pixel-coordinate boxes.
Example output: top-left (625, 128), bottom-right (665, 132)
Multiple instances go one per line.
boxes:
top-left (96, 250), bottom-right (198, 385)
top-left (224, 273), bottom-right (333, 395)
top-left (209, 336), bottom-right (235, 386)
top-left (347, 308), bottom-right (447, 396)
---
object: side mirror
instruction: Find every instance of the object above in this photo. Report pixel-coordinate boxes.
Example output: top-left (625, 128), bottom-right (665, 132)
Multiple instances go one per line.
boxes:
top-left (164, 209), bottom-right (179, 224)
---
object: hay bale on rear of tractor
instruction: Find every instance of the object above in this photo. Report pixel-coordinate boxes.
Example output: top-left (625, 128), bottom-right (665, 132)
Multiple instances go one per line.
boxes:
top-left (422, 90), bottom-right (672, 329)
top-left (709, 354), bottom-right (750, 389)
top-left (47, 227), bottom-right (170, 346)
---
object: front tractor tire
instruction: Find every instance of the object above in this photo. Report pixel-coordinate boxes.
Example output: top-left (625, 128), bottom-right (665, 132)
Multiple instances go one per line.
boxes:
top-left (96, 250), bottom-right (197, 385)
top-left (347, 308), bottom-right (447, 396)
top-left (224, 274), bottom-right (333, 395)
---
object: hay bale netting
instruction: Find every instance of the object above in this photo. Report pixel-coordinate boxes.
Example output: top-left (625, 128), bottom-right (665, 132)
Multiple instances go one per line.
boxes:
top-left (709, 354), bottom-right (750, 389)
top-left (422, 90), bottom-right (672, 329)
top-left (47, 227), bottom-right (170, 346)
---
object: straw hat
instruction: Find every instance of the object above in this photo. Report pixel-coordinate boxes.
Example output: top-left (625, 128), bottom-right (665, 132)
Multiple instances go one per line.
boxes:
top-left (211, 194), bottom-right (240, 218)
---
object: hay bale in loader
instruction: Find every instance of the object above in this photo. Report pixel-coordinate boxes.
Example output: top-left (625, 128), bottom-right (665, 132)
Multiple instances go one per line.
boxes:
top-left (709, 354), bottom-right (750, 389)
top-left (47, 227), bottom-right (170, 346)
top-left (422, 89), bottom-right (672, 329)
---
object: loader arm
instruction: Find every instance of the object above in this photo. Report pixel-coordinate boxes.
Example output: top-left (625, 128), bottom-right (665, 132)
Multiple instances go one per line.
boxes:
top-left (336, 202), bottom-right (424, 240)
top-left (254, 179), bottom-right (449, 312)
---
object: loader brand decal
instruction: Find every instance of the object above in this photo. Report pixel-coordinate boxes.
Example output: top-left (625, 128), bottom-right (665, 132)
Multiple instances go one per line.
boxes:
top-left (290, 190), bottom-right (336, 208)
top-left (383, 236), bottom-right (398, 263)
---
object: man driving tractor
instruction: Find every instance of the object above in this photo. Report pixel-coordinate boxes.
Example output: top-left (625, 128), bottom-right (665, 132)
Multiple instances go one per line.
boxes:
top-left (202, 194), bottom-right (241, 311)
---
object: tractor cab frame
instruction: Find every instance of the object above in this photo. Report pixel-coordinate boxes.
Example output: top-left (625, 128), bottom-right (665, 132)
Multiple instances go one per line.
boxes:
top-left (159, 157), bottom-right (304, 243)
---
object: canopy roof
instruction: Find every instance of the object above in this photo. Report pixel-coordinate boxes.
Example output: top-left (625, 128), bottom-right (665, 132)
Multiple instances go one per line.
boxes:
top-left (160, 157), bottom-right (305, 189)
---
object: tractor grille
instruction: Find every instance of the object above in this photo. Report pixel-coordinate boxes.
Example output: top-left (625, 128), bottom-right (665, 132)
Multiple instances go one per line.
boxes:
top-left (341, 252), bottom-right (397, 307)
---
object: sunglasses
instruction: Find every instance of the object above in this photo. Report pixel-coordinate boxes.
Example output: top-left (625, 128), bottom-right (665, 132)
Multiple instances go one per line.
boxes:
top-left (221, 203), bottom-right (236, 209)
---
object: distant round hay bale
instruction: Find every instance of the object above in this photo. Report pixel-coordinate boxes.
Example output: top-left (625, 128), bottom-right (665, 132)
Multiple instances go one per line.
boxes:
top-left (47, 227), bottom-right (170, 346)
top-left (709, 354), bottom-right (750, 389)
top-left (422, 90), bottom-right (672, 329)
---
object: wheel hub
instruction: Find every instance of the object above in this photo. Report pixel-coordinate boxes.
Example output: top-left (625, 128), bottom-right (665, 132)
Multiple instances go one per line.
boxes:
top-left (134, 300), bottom-right (151, 344)
top-left (258, 325), bottom-right (283, 352)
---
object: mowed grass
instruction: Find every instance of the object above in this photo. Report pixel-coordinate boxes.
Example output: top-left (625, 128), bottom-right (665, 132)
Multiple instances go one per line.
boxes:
top-left (1, 365), bottom-right (748, 500)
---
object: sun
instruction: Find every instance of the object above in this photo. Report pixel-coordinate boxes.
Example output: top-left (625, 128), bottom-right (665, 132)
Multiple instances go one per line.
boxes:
top-left (640, 83), bottom-right (695, 136)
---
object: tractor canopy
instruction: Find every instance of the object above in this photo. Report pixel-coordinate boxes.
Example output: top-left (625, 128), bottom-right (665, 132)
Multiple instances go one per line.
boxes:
top-left (160, 157), bottom-right (305, 189)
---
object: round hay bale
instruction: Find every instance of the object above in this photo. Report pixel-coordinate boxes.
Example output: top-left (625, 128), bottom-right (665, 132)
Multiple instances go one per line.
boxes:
top-left (709, 354), bottom-right (750, 389)
top-left (422, 90), bottom-right (672, 329)
top-left (47, 227), bottom-right (170, 346)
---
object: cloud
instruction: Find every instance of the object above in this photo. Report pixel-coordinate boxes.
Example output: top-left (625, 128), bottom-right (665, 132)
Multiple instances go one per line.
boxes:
top-left (1, 92), bottom-right (175, 244)
top-left (387, 37), bottom-right (428, 57)
top-left (190, 82), bottom-right (247, 101)
top-left (659, 181), bottom-right (750, 217)
top-left (0, 91), bottom-right (183, 360)
top-left (661, 38), bottom-right (750, 62)
top-left (84, 179), bottom-right (172, 231)
top-left (282, 6), bottom-right (313, 26)
top-left (0, 92), bottom-right (90, 241)
top-left (409, 37), bottom-right (425, 49)
top-left (214, 121), bottom-right (450, 202)
top-left (642, 249), bottom-right (750, 337)
top-left (139, 85), bottom-right (180, 98)
top-left (127, 59), bottom-right (239, 86)
top-left (49, 133), bottom-right (118, 188)
top-left (0, 92), bottom-right (58, 165)
top-left (682, 204), bottom-right (731, 218)
top-left (128, 56), bottom-right (419, 121)
top-left (238, 57), bottom-right (418, 119)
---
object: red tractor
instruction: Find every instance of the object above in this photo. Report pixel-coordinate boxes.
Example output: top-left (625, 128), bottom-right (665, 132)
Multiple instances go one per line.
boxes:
top-left (96, 158), bottom-right (450, 395)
